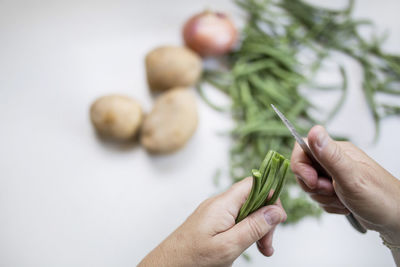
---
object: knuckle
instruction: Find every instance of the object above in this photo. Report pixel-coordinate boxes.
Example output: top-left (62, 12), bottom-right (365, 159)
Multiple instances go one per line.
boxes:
top-left (339, 141), bottom-right (351, 146)
top-left (209, 197), bottom-right (225, 210)
top-left (198, 196), bottom-right (216, 211)
top-left (297, 177), bottom-right (314, 193)
top-left (291, 165), bottom-right (300, 176)
top-left (328, 143), bottom-right (343, 166)
top-left (339, 141), bottom-right (354, 150)
top-left (246, 216), bottom-right (265, 241)
top-left (291, 160), bottom-right (304, 175)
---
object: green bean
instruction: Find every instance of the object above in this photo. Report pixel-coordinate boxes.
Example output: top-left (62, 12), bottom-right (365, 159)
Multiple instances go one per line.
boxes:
top-left (259, 150), bottom-right (275, 178)
top-left (233, 123), bottom-right (294, 137)
top-left (196, 82), bottom-right (228, 112)
top-left (324, 65), bottom-right (348, 123)
top-left (266, 159), bottom-right (289, 205)
top-left (233, 60), bottom-right (276, 77)
top-left (250, 156), bottom-right (279, 211)
top-left (202, 76), bottom-right (230, 93)
top-left (241, 43), bottom-right (296, 70)
top-left (248, 75), bottom-right (292, 107)
top-left (236, 151), bottom-right (291, 223)
top-left (363, 79), bottom-right (381, 141)
top-left (260, 150), bottom-right (274, 184)
top-left (382, 104), bottom-right (400, 116)
top-left (236, 169), bottom-right (261, 222)
top-left (287, 98), bottom-right (308, 120)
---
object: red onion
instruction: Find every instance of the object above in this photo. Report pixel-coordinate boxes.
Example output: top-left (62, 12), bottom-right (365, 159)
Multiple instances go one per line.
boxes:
top-left (183, 11), bottom-right (237, 57)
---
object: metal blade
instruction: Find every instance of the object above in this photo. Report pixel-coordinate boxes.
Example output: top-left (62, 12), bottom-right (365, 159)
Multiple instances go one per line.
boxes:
top-left (270, 104), bottom-right (315, 162)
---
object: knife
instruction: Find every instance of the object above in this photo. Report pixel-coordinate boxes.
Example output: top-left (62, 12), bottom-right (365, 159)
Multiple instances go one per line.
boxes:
top-left (271, 104), bottom-right (367, 234)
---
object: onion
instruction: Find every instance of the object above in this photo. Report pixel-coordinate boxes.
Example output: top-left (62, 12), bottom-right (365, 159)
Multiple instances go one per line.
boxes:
top-left (183, 11), bottom-right (237, 57)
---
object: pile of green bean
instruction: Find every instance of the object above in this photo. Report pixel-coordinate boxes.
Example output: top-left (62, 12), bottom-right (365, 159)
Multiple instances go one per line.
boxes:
top-left (236, 150), bottom-right (290, 223)
top-left (197, 0), bottom-right (400, 224)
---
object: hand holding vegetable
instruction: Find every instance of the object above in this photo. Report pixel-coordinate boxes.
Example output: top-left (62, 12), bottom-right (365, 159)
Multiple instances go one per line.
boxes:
top-left (291, 125), bottom-right (400, 264)
top-left (138, 178), bottom-right (286, 267)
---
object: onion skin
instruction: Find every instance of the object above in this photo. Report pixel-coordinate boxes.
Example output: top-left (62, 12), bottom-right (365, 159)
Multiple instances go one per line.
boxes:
top-left (183, 11), bottom-right (237, 57)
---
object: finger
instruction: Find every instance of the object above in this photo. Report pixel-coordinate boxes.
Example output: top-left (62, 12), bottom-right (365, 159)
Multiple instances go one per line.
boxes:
top-left (218, 205), bottom-right (285, 255)
top-left (322, 206), bottom-right (350, 215)
top-left (291, 141), bottom-right (319, 189)
top-left (257, 226), bottom-right (276, 257)
top-left (309, 194), bottom-right (346, 209)
top-left (316, 177), bottom-right (335, 196)
top-left (307, 125), bottom-right (353, 181)
top-left (216, 177), bottom-right (253, 215)
top-left (275, 199), bottom-right (287, 222)
top-left (257, 199), bottom-right (286, 257)
top-left (296, 176), bottom-right (318, 194)
top-left (296, 174), bottom-right (336, 198)
top-left (291, 140), bottom-right (312, 165)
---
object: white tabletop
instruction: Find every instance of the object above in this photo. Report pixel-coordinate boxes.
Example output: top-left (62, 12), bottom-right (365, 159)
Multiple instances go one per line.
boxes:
top-left (1, 0), bottom-right (399, 266)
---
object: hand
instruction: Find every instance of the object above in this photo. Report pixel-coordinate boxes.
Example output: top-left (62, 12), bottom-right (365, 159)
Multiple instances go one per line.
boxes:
top-left (138, 177), bottom-right (287, 267)
top-left (291, 125), bottom-right (400, 244)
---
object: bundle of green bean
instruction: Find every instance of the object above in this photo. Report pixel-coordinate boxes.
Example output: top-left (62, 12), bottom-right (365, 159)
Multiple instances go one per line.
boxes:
top-left (237, 150), bottom-right (290, 223)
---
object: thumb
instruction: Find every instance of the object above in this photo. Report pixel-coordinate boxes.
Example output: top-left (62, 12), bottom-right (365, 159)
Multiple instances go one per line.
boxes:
top-left (307, 125), bottom-right (352, 180)
top-left (219, 205), bottom-right (285, 255)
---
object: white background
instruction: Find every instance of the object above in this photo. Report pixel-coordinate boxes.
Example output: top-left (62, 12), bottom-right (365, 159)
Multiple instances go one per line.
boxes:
top-left (1, 0), bottom-right (400, 266)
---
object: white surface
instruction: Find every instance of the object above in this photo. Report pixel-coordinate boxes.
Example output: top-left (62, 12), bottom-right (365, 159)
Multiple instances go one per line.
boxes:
top-left (0, 0), bottom-right (399, 266)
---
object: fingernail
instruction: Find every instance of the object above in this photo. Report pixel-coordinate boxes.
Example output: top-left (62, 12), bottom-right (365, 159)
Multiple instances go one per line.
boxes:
top-left (264, 209), bottom-right (281, 225)
top-left (316, 129), bottom-right (328, 150)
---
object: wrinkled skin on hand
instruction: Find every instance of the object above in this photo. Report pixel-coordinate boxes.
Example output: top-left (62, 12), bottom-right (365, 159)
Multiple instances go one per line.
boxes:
top-left (291, 125), bottom-right (400, 244)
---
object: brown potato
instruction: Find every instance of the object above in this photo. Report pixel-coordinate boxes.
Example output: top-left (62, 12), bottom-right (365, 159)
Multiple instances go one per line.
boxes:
top-left (145, 46), bottom-right (202, 91)
top-left (90, 95), bottom-right (143, 141)
top-left (140, 88), bottom-right (198, 153)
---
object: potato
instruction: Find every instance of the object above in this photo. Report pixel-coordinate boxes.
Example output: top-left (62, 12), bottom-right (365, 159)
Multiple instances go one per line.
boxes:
top-left (90, 95), bottom-right (143, 141)
top-left (140, 88), bottom-right (198, 153)
top-left (145, 46), bottom-right (202, 91)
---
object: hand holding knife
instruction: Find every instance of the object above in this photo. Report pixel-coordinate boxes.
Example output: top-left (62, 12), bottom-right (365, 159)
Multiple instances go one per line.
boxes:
top-left (271, 104), bottom-right (367, 234)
